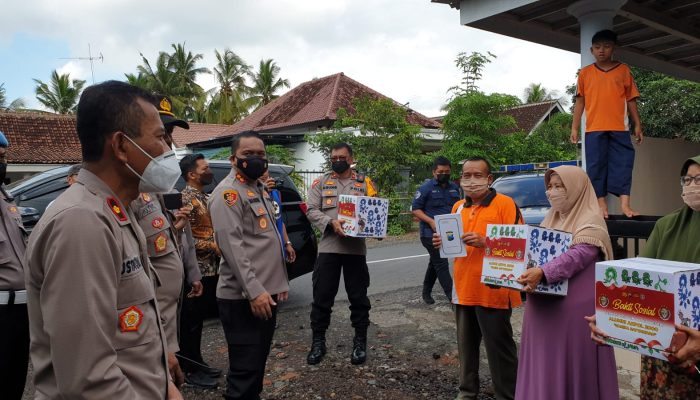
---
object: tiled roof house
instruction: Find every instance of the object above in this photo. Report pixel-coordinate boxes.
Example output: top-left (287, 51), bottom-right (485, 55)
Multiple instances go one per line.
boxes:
top-left (176, 72), bottom-right (443, 170)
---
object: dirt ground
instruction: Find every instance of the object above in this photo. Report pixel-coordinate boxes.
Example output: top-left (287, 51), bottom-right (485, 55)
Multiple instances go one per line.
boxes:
top-left (176, 286), bottom-right (641, 400)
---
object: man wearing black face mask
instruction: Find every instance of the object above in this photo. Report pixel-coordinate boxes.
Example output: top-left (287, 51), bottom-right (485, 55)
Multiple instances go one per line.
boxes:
top-left (412, 156), bottom-right (458, 304)
top-left (0, 131), bottom-right (30, 399)
top-left (306, 142), bottom-right (378, 366)
top-left (179, 153), bottom-right (222, 387)
top-left (209, 131), bottom-right (289, 400)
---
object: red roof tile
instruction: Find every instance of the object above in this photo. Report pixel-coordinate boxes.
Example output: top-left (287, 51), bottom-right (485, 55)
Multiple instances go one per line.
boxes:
top-left (500, 100), bottom-right (563, 134)
top-left (182, 72), bottom-right (442, 147)
top-left (0, 111), bottom-right (82, 164)
top-left (170, 122), bottom-right (236, 149)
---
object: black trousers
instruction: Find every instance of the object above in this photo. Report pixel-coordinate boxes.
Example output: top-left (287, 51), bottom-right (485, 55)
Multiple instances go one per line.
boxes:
top-left (455, 305), bottom-right (518, 400)
top-left (178, 275), bottom-right (218, 372)
top-left (0, 302), bottom-right (29, 400)
top-left (218, 297), bottom-right (277, 400)
top-left (420, 236), bottom-right (453, 300)
top-left (310, 253), bottom-right (371, 336)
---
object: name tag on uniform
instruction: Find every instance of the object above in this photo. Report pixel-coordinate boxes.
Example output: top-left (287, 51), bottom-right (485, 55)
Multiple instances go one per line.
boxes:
top-left (121, 256), bottom-right (143, 276)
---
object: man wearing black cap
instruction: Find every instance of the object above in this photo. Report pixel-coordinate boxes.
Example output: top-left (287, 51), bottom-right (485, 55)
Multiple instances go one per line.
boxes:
top-left (154, 96), bottom-right (221, 388)
top-left (0, 130), bottom-right (30, 399)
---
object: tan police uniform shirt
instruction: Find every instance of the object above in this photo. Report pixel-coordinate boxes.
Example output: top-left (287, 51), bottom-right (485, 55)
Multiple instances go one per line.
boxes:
top-left (0, 187), bottom-right (27, 290)
top-left (25, 170), bottom-right (168, 400)
top-left (180, 222), bottom-right (203, 285)
top-left (209, 168), bottom-right (289, 301)
top-left (131, 192), bottom-right (188, 353)
top-left (306, 171), bottom-right (377, 256)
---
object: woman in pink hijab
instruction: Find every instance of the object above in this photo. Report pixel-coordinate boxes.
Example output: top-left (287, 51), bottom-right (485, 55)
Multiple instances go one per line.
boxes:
top-left (515, 166), bottom-right (619, 400)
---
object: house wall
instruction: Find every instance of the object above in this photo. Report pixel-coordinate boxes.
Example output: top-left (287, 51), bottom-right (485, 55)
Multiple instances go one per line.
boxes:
top-left (607, 137), bottom-right (700, 216)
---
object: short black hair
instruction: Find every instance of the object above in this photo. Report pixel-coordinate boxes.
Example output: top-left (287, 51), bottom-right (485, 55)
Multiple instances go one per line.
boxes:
top-left (432, 156), bottom-right (451, 170)
top-left (179, 153), bottom-right (205, 179)
top-left (76, 81), bottom-right (156, 162)
top-left (230, 131), bottom-right (263, 155)
top-left (592, 29), bottom-right (618, 45)
top-left (463, 156), bottom-right (493, 174)
top-left (331, 142), bottom-right (353, 157)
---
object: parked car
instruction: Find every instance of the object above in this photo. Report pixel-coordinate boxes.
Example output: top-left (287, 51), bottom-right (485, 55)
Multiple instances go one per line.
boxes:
top-left (7, 161), bottom-right (317, 279)
top-left (491, 172), bottom-right (550, 225)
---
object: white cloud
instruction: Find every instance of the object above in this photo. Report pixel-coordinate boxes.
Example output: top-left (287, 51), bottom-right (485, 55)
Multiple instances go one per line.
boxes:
top-left (1, 0), bottom-right (580, 117)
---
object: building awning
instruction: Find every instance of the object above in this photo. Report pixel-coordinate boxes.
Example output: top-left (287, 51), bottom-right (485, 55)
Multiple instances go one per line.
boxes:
top-left (432, 0), bottom-right (700, 82)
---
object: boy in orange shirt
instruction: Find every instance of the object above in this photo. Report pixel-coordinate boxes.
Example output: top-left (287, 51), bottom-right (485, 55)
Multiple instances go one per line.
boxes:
top-left (571, 29), bottom-right (643, 218)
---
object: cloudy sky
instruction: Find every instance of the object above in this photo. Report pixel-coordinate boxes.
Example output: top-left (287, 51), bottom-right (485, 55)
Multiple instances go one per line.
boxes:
top-left (0, 0), bottom-right (581, 117)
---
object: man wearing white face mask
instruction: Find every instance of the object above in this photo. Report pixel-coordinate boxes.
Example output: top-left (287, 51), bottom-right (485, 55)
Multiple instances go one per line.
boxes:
top-left (25, 81), bottom-right (182, 399)
top-left (433, 156), bottom-right (523, 400)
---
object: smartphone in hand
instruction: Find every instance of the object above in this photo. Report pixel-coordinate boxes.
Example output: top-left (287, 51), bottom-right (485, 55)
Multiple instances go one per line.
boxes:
top-left (162, 193), bottom-right (183, 210)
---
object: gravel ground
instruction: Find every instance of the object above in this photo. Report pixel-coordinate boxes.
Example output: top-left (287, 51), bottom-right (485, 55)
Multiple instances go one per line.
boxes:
top-left (180, 287), bottom-right (484, 400)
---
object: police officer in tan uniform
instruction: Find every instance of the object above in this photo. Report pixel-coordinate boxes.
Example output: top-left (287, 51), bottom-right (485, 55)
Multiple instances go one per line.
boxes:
top-left (0, 131), bottom-right (30, 400)
top-left (209, 131), bottom-right (289, 400)
top-left (306, 142), bottom-right (378, 366)
top-left (131, 96), bottom-right (207, 388)
top-left (24, 81), bottom-right (183, 399)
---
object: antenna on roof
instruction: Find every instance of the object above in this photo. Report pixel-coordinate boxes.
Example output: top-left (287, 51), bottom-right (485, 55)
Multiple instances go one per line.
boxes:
top-left (59, 44), bottom-right (104, 84)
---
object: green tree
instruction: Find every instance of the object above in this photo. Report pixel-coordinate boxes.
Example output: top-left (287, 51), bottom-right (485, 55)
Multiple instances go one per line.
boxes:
top-left (631, 67), bottom-right (700, 142)
top-left (208, 49), bottom-right (252, 124)
top-left (306, 96), bottom-right (423, 195)
top-left (132, 43), bottom-right (208, 116)
top-left (0, 83), bottom-right (25, 111)
top-left (439, 91), bottom-right (521, 167)
top-left (495, 113), bottom-right (577, 165)
top-left (169, 42), bottom-right (209, 101)
top-left (33, 70), bottom-right (85, 114)
top-left (447, 51), bottom-right (496, 98)
top-left (522, 83), bottom-right (561, 104)
top-left (249, 59), bottom-right (290, 110)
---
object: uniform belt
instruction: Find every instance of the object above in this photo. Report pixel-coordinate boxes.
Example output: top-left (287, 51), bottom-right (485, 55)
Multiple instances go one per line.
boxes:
top-left (0, 289), bottom-right (28, 305)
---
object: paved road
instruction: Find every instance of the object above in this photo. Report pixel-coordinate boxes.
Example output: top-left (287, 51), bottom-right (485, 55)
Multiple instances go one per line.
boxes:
top-left (284, 240), bottom-right (450, 309)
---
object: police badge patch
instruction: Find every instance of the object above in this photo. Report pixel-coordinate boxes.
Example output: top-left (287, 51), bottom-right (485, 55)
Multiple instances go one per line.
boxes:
top-left (223, 189), bottom-right (238, 207)
top-left (119, 306), bottom-right (144, 332)
top-left (151, 217), bottom-right (164, 229)
top-left (154, 233), bottom-right (168, 253)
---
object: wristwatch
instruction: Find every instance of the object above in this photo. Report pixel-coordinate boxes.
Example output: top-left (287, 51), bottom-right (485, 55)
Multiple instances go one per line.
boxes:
top-left (285, 241), bottom-right (292, 246)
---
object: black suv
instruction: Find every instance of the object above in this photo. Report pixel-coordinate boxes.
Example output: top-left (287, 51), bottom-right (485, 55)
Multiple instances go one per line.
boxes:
top-left (7, 161), bottom-right (317, 279)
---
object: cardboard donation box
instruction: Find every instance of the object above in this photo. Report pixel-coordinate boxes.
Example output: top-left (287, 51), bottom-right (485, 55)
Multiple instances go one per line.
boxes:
top-left (595, 257), bottom-right (700, 360)
top-left (338, 195), bottom-right (389, 238)
top-left (481, 224), bottom-right (572, 295)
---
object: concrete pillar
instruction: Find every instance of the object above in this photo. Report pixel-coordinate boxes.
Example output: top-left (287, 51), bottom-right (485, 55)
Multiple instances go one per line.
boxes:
top-left (567, 0), bottom-right (627, 172)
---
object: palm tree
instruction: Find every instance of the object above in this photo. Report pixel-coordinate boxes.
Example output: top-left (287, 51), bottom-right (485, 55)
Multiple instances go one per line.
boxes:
top-left (169, 43), bottom-right (209, 100)
top-left (523, 83), bottom-right (560, 104)
top-left (209, 48), bottom-right (252, 124)
top-left (33, 71), bottom-right (85, 114)
top-left (0, 83), bottom-right (26, 111)
top-left (124, 72), bottom-right (150, 89)
top-left (249, 59), bottom-right (290, 109)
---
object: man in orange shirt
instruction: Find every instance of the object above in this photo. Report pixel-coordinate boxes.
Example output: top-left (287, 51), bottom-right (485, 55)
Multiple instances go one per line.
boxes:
top-left (571, 29), bottom-right (643, 218)
top-left (434, 157), bottom-right (523, 400)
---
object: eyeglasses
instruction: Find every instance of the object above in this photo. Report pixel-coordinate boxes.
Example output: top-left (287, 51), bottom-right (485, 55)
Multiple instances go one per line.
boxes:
top-left (681, 175), bottom-right (700, 186)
